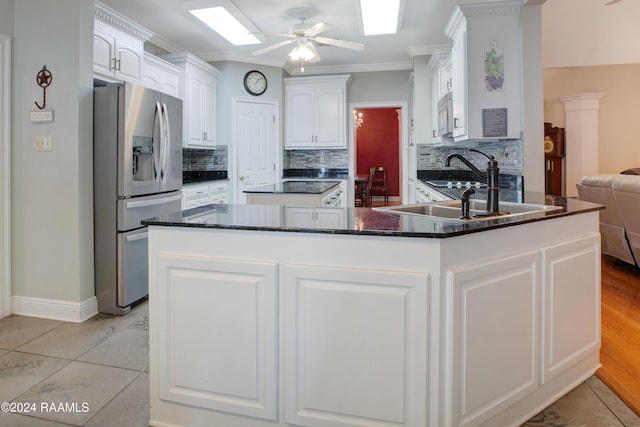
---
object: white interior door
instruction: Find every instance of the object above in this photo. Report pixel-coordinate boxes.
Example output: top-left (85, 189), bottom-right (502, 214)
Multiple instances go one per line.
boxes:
top-left (234, 99), bottom-right (279, 204)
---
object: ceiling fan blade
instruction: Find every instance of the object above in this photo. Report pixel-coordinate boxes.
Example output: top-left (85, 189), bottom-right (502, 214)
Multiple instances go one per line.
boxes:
top-left (305, 22), bottom-right (330, 37)
top-left (252, 39), bottom-right (295, 56)
top-left (314, 36), bottom-right (365, 51)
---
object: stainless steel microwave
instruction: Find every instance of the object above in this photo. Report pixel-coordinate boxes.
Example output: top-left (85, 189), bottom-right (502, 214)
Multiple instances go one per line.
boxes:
top-left (437, 91), bottom-right (453, 137)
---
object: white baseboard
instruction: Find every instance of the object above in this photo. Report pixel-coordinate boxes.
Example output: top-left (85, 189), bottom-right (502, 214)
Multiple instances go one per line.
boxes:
top-left (12, 295), bottom-right (98, 323)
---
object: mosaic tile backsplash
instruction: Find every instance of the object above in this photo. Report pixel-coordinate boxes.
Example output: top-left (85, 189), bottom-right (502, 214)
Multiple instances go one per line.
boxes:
top-left (283, 149), bottom-right (349, 169)
top-left (183, 146), bottom-right (227, 171)
top-left (417, 140), bottom-right (524, 176)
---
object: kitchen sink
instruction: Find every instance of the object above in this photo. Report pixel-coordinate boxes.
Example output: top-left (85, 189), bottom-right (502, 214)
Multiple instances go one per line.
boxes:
top-left (375, 200), bottom-right (564, 222)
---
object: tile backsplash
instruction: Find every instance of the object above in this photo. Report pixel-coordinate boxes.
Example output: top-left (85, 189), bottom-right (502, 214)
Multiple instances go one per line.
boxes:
top-left (183, 146), bottom-right (227, 171)
top-left (283, 149), bottom-right (349, 169)
top-left (417, 140), bottom-right (524, 176)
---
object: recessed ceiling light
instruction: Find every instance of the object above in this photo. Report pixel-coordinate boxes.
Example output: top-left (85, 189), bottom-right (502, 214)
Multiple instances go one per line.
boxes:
top-left (358, 0), bottom-right (403, 36)
top-left (188, 0), bottom-right (263, 46)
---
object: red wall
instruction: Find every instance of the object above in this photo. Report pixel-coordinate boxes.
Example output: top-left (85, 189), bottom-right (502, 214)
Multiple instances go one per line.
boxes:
top-left (355, 108), bottom-right (400, 197)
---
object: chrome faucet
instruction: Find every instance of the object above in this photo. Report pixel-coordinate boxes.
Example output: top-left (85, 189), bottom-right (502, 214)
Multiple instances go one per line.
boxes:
top-left (445, 149), bottom-right (501, 215)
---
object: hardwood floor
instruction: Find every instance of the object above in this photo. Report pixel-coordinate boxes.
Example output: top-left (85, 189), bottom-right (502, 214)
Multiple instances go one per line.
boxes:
top-left (597, 255), bottom-right (640, 416)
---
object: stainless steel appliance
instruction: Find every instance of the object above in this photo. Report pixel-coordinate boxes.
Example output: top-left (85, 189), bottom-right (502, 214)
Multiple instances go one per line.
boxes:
top-left (94, 82), bottom-right (182, 314)
top-left (437, 91), bottom-right (453, 137)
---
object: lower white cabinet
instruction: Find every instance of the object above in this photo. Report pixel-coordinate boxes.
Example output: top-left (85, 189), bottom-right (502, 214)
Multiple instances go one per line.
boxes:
top-left (182, 181), bottom-right (228, 209)
top-left (283, 264), bottom-right (429, 426)
top-left (285, 207), bottom-right (345, 229)
top-left (155, 254), bottom-right (278, 421)
top-left (148, 212), bottom-right (601, 427)
top-left (446, 234), bottom-right (600, 427)
top-left (416, 180), bottom-right (452, 203)
top-left (447, 251), bottom-right (540, 427)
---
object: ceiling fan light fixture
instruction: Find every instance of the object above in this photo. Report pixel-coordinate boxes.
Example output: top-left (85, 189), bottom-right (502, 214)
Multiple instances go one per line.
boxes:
top-left (289, 40), bottom-right (320, 62)
top-left (188, 0), bottom-right (263, 46)
top-left (358, 0), bottom-right (403, 36)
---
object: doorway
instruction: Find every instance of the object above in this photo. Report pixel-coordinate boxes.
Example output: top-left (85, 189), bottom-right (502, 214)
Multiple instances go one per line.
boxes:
top-left (0, 34), bottom-right (10, 318)
top-left (232, 98), bottom-right (280, 204)
top-left (349, 101), bottom-right (408, 206)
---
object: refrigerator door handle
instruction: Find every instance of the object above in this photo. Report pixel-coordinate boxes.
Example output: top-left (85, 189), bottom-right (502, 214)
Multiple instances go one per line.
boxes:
top-left (160, 102), bottom-right (170, 180)
top-left (125, 193), bottom-right (182, 209)
top-left (153, 101), bottom-right (163, 180)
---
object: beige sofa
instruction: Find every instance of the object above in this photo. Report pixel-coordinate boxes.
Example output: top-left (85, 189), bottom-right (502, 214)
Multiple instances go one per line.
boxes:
top-left (577, 174), bottom-right (640, 267)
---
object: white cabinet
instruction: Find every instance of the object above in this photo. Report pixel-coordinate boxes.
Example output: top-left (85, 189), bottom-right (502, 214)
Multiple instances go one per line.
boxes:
top-left (415, 180), bottom-right (452, 203)
top-left (444, 2), bottom-right (523, 142)
top-left (446, 234), bottom-right (600, 426)
top-left (93, 4), bottom-right (151, 83)
top-left (428, 51), bottom-right (452, 143)
top-left (141, 53), bottom-right (181, 98)
top-left (208, 181), bottom-right (229, 205)
top-left (285, 207), bottom-right (346, 229)
top-left (284, 75), bottom-right (351, 149)
top-left (447, 251), bottom-right (540, 427)
top-left (283, 264), bottom-right (429, 427)
top-left (182, 181), bottom-right (229, 209)
top-left (161, 53), bottom-right (220, 149)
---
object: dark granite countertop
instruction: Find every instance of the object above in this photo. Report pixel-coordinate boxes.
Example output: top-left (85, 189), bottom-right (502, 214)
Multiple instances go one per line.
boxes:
top-left (142, 197), bottom-right (603, 238)
top-left (243, 180), bottom-right (341, 194)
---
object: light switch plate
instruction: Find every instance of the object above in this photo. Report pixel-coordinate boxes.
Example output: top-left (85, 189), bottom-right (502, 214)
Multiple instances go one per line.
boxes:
top-left (34, 135), bottom-right (52, 152)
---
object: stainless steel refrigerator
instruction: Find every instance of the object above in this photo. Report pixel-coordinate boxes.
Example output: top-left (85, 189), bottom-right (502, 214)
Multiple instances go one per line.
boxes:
top-left (94, 82), bottom-right (182, 314)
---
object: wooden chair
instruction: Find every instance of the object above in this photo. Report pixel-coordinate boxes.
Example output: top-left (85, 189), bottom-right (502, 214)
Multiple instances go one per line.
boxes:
top-left (369, 166), bottom-right (389, 205)
top-left (354, 174), bottom-right (369, 207)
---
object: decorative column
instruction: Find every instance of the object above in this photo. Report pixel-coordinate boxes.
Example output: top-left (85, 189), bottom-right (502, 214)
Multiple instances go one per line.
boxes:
top-left (561, 93), bottom-right (605, 197)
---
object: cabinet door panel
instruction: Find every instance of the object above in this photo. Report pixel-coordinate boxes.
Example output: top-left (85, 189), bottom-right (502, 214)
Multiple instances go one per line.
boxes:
top-left (448, 251), bottom-right (539, 427)
top-left (115, 40), bottom-right (142, 82)
top-left (314, 89), bottom-right (344, 147)
top-left (187, 73), bottom-right (204, 146)
top-left (286, 90), bottom-right (314, 147)
top-left (202, 81), bottom-right (216, 144)
top-left (157, 254), bottom-right (278, 420)
top-left (541, 234), bottom-right (600, 383)
top-left (93, 30), bottom-right (114, 76)
top-left (284, 264), bottom-right (429, 427)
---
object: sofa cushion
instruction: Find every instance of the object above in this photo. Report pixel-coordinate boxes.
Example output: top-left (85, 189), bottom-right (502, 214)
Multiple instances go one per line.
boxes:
top-left (577, 175), bottom-right (636, 266)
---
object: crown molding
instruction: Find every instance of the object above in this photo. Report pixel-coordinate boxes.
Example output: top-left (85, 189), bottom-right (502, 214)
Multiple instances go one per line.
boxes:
top-left (94, 1), bottom-right (154, 41)
top-left (408, 44), bottom-right (452, 57)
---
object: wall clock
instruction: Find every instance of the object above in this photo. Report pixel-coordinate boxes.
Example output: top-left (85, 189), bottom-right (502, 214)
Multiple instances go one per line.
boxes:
top-left (243, 70), bottom-right (267, 96)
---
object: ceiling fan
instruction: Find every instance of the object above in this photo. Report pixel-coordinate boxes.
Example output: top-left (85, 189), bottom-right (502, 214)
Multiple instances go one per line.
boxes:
top-left (252, 18), bottom-right (365, 60)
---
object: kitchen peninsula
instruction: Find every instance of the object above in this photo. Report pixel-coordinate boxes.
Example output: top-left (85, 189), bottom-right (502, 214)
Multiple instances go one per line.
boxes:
top-left (144, 198), bottom-right (603, 427)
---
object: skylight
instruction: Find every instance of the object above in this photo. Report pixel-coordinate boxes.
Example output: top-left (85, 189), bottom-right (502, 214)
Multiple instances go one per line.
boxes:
top-left (359, 0), bottom-right (402, 36)
top-left (189, 2), bottom-right (261, 46)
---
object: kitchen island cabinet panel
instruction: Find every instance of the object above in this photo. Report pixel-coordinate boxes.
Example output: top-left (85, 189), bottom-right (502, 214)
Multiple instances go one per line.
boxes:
top-left (283, 264), bottom-right (429, 427)
top-left (155, 254), bottom-right (278, 421)
top-left (448, 251), bottom-right (539, 427)
top-left (542, 235), bottom-right (600, 384)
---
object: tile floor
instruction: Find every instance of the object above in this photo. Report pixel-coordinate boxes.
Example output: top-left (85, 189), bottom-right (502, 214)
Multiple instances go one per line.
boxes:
top-left (0, 300), bottom-right (638, 427)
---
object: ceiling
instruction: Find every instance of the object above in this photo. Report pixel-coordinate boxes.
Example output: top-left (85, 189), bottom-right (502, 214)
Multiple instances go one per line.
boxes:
top-left (95, 0), bottom-right (475, 74)
top-left (96, 0), bottom-right (639, 74)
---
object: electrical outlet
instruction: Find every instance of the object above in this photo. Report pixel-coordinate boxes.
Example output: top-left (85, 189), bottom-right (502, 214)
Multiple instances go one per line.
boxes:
top-left (320, 156), bottom-right (325, 163)
top-left (34, 135), bottom-right (52, 152)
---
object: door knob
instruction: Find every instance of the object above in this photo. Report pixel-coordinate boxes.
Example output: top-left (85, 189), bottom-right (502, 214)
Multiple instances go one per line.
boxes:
top-left (239, 175), bottom-right (247, 181)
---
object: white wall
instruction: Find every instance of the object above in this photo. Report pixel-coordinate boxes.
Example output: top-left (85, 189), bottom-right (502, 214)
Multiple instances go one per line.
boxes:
top-left (11, 0), bottom-right (94, 309)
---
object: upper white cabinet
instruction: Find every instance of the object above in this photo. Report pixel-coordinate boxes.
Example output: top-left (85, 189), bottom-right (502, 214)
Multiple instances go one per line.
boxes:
top-left (428, 51), bottom-right (452, 143)
top-left (93, 2), bottom-right (152, 84)
top-left (444, 1), bottom-right (522, 142)
top-left (284, 75), bottom-right (351, 149)
top-left (161, 53), bottom-right (220, 149)
top-left (141, 53), bottom-right (181, 98)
